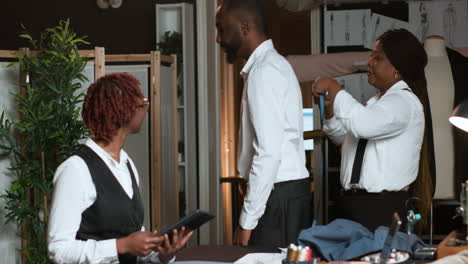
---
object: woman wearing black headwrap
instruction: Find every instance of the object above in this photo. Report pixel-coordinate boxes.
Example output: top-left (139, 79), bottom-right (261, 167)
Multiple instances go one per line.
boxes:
top-left (312, 29), bottom-right (432, 231)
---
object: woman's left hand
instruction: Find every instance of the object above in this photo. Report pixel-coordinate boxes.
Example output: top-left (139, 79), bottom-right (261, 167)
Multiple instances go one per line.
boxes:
top-left (312, 76), bottom-right (343, 119)
top-left (157, 226), bottom-right (193, 264)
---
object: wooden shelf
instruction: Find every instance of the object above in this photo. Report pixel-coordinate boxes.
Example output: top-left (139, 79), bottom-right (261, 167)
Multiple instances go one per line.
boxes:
top-left (304, 130), bottom-right (326, 140)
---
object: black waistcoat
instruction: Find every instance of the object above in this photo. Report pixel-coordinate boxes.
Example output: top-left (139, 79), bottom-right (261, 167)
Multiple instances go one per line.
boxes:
top-left (74, 145), bottom-right (144, 264)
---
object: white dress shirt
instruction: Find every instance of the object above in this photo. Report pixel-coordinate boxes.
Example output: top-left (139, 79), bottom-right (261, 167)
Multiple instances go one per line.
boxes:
top-left (323, 80), bottom-right (425, 192)
top-left (47, 139), bottom-right (163, 264)
top-left (237, 40), bottom-right (309, 230)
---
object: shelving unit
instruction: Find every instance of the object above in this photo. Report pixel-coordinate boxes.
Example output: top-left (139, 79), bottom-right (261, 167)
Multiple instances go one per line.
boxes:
top-left (156, 2), bottom-right (197, 220)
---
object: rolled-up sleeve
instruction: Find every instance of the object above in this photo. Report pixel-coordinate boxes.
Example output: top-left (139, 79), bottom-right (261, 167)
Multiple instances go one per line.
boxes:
top-left (332, 89), bottom-right (412, 140)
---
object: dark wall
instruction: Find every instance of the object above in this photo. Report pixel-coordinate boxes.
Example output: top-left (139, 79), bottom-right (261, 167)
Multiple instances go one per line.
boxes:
top-left (1, 0), bottom-right (193, 54)
top-left (264, 0), bottom-right (311, 56)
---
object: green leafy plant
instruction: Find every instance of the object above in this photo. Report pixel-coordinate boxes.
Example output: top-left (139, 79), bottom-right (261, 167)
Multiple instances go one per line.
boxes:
top-left (157, 31), bottom-right (183, 97)
top-left (156, 31), bottom-right (183, 71)
top-left (0, 19), bottom-right (89, 263)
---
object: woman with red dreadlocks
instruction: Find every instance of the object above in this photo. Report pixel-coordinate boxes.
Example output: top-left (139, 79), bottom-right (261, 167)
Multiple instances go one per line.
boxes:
top-left (47, 73), bottom-right (192, 264)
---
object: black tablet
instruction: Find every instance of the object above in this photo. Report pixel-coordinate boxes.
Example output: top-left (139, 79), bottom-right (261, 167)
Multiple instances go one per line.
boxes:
top-left (157, 210), bottom-right (214, 239)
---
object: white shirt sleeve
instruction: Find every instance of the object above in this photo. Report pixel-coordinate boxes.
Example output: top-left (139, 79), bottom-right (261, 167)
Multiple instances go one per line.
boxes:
top-left (47, 156), bottom-right (119, 264)
top-left (323, 115), bottom-right (346, 146)
top-left (332, 89), bottom-right (412, 140)
top-left (239, 66), bottom-right (285, 230)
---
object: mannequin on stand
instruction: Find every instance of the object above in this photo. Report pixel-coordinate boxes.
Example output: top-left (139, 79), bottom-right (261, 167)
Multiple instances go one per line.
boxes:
top-left (424, 35), bottom-right (456, 199)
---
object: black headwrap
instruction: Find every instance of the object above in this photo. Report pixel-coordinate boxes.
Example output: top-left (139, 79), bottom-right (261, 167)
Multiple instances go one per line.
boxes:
top-left (378, 28), bottom-right (427, 89)
top-left (378, 29), bottom-right (436, 228)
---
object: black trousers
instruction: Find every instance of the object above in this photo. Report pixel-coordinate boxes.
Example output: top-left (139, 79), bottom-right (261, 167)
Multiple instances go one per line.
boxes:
top-left (336, 190), bottom-right (408, 231)
top-left (249, 178), bottom-right (313, 248)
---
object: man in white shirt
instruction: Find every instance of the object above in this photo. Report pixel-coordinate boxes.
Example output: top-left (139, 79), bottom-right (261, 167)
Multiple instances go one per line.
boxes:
top-left (216, 0), bottom-right (311, 248)
top-left (47, 73), bottom-right (192, 263)
top-left (312, 29), bottom-right (429, 231)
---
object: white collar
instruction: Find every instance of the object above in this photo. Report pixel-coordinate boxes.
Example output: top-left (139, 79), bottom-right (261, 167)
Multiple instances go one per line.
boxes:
top-left (85, 138), bottom-right (129, 166)
top-left (388, 80), bottom-right (411, 92)
top-left (377, 80), bottom-right (412, 99)
top-left (240, 39), bottom-right (274, 78)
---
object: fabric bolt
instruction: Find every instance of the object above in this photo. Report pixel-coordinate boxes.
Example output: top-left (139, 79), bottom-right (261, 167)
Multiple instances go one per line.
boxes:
top-left (297, 219), bottom-right (425, 261)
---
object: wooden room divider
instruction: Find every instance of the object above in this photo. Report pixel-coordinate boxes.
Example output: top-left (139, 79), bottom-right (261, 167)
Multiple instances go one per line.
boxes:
top-left (0, 47), bottom-right (179, 248)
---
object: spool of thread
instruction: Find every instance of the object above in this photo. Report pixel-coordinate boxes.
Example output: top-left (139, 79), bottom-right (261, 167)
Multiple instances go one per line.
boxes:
top-left (285, 243), bottom-right (315, 262)
top-left (306, 247), bottom-right (312, 261)
top-left (286, 244), bottom-right (299, 261)
top-left (297, 247), bottom-right (308, 261)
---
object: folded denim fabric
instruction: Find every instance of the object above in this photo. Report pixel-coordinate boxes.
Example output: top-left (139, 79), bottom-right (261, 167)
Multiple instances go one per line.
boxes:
top-left (297, 219), bottom-right (425, 261)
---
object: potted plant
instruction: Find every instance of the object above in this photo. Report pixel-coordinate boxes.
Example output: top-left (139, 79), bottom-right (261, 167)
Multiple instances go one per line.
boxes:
top-left (0, 19), bottom-right (89, 263)
top-left (157, 31), bottom-right (183, 104)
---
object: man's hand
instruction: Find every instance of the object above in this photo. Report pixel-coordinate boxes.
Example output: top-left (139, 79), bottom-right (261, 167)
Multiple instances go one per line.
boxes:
top-left (233, 226), bottom-right (252, 246)
top-left (311, 76), bottom-right (343, 119)
top-left (116, 231), bottom-right (164, 257)
top-left (157, 227), bottom-right (193, 264)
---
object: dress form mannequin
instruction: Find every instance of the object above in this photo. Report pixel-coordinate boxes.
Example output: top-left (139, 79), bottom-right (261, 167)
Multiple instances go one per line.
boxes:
top-left (424, 35), bottom-right (456, 199)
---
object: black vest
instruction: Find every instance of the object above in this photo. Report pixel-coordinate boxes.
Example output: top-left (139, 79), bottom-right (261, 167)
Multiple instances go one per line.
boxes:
top-left (75, 145), bottom-right (144, 264)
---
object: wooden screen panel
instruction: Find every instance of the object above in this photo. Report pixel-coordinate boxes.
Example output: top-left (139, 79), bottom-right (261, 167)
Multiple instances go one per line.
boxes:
top-left (150, 51), bottom-right (162, 230)
top-left (158, 61), bottom-right (180, 229)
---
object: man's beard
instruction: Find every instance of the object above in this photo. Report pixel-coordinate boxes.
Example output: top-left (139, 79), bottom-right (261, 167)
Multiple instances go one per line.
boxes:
top-left (225, 46), bottom-right (238, 64)
top-left (222, 31), bottom-right (242, 64)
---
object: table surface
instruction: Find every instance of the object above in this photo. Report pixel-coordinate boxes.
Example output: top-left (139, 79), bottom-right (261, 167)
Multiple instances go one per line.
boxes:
top-left (176, 245), bottom-right (278, 262)
top-left (175, 245), bottom-right (433, 263)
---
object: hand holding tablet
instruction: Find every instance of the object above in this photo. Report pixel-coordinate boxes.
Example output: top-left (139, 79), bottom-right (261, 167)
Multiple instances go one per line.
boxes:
top-left (156, 210), bottom-right (214, 240)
